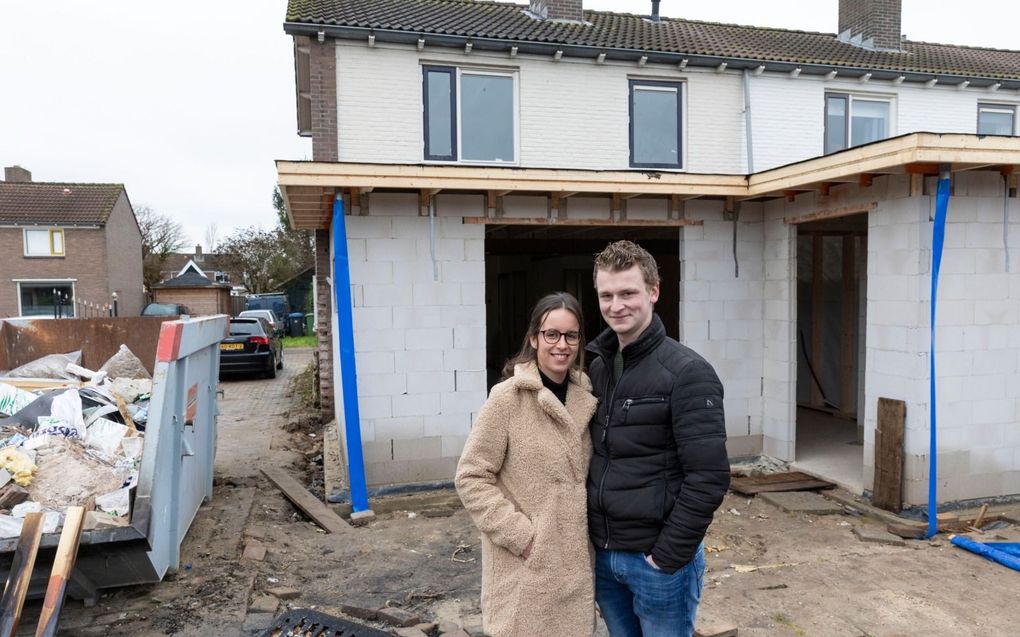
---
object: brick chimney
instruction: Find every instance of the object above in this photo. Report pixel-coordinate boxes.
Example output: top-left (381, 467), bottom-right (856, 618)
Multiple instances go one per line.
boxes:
top-left (838, 0), bottom-right (902, 50)
top-left (530, 0), bottom-right (584, 22)
top-left (3, 166), bottom-right (31, 182)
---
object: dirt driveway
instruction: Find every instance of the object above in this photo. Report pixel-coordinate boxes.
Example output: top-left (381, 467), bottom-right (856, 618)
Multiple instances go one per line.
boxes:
top-left (17, 350), bottom-right (1020, 636)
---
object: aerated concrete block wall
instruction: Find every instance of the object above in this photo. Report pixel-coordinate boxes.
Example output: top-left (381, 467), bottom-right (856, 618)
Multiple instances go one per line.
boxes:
top-left (678, 199), bottom-right (766, 457)
top-left (344, 194), bottom-right (487, 486)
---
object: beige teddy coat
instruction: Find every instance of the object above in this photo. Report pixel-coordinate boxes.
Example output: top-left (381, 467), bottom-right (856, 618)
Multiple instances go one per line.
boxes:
top-left (455, 362), bottom-right (599, 637)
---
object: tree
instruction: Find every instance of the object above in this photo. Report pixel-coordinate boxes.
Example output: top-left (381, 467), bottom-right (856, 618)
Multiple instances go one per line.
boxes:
top-left (137, 205), bottom-right (187, 293)
top-left (203, 223), bottom-right (219, 252)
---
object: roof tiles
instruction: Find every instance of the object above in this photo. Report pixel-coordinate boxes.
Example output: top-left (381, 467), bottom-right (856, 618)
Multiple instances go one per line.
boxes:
top-left (0, 182), bottom-right (125, 226)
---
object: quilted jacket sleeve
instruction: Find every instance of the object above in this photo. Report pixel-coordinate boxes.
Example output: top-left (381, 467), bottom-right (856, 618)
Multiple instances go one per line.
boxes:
top-left (454, 387), bottom-right (536, 556)
top-left (651, 358), bottom-right (731, 572)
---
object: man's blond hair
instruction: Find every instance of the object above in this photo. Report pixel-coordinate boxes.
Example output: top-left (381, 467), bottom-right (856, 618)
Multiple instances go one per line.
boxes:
top-left (593, 240), bottom-right (660, 289)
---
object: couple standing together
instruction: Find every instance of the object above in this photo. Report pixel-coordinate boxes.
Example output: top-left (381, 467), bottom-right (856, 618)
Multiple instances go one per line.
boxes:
top-left (456, 241), bottom-right (731, 637)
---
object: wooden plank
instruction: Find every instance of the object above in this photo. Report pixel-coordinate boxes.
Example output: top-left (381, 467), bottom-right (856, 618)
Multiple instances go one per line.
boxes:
top-left (0, 512), bottom-right (45, 637)
top-left (785, 202), bottom-right (876, 225)
top-left (35, 507), bottom-right (86, 637)
top-left (462, 216), bottom-right (702, 227)
top-left (261, 467), bottom-right (352, 534)
top-left (730, 477), bottom-right (835, 496)
top-left (873, 397), bottom-right (906, 512)
top-left (730, 471), bottom-right (821, 485)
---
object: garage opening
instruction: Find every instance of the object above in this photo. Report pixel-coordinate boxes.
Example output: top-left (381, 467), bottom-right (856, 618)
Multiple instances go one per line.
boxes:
top-left (793, 213), bottom-right (868, 492)
top-left (484, 225), bottom-right (680, 387)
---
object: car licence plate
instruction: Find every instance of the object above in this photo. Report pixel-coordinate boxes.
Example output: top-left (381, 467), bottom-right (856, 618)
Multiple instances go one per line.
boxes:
top-left (220, 343), bottom-right (244, 351)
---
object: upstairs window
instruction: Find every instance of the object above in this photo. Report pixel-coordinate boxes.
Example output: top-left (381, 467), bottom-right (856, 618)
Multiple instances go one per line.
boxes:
top-left (825, 93), bottom-right (891, 154)
top-left (978, 104), bottom-right (1016, 135)
top-left (423, 65), bottom-right (517, 163)
top-left (23, 228), bottom-right (64, 257)
top-left (629, 80), bottom-right (683, 169)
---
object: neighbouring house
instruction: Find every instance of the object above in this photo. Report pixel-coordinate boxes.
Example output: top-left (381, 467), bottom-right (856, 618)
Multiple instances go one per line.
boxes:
top-left (0, 165), bottom-right (144, 318)
top-left (152, 271), bottom-right (233, 316)
top-left (277, 0), bottom-right (1020, 510)
top-left (161, 245), bottom-right (239, 288)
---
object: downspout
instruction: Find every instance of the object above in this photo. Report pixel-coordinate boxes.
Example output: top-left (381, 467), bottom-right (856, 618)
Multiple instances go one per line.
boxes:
top-left (733, 68), bottom-right (755, 278)
top-left (332, 195), bottom-right (371, 514)
top-left (927, 167), bottom-right (951, 539)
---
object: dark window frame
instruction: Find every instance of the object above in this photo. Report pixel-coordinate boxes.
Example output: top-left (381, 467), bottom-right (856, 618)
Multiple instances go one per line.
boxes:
top-left (422, 65), bottom-right (458, 161)
top-left (824, 92), bottom-right (892, 154)
top-left (977, 103), bottom-right (1016, 136)
top-left (629, 79), bottom-right (684, 170)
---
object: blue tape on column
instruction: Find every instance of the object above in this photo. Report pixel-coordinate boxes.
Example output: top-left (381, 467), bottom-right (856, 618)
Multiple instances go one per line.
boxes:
top-left (333, 197), bottom-right (370, 513)
top-left (927, 177), bottom-right (951, 539)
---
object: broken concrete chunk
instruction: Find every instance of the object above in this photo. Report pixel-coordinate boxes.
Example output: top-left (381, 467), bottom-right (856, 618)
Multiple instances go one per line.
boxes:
top-left (852, 526), bottom-right (906, 546)
top-left (99, 345), bottom-right (151, 380)
top-left (0, 515), bottom-right (23, 538)
top-left (377, 607), bottom-right (421, 627)
top-left (440, 630), bottom-right (472, 637)
top-left (249, 594), bottom-right (279, 614)
top-left (266, 587), bottom-right (301, 600)
top-left (340, 603), bottom-right (378, 621)
top-left (694, 621), bottom-right (739, 637)
top-left (82, 510), bottom-right (129, 529)
top-left (243, 539), bottom-right (268, 561)
top-left (392, 628), bottom-right (427, 637)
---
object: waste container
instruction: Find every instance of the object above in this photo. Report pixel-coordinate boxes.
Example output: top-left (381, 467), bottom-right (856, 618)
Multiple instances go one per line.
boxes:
top-left (305, 313), bottom-right (315, 335)
top-left (0, 314), bottom-right (228, 603)
top-left (288, 312), bottom-right (305, 337)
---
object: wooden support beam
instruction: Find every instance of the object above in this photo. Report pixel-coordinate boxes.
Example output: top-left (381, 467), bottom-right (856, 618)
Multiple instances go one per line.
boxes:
top-left (262, 467), bottom-right (352, 534)
top-left (462, 216), bottom-right (702, 227)
top-left (784, 190), bottom-right (798, 203)
top-left (859, 173), bottom-right (874, 188)
top-left (910, 173), bottom-right (925, 198)
top-left (785, 202), bottom-right (877, 225)
top-left (905, 162), bottom-right (941, 175)
top-left (819, 183), bottom-right (832, 197)
top-left (35, 506), bottom-right (86, 637)
top-left (611, 193), bottom-right (625, 221)
top-left (874, 398), bottom-right (906, 512)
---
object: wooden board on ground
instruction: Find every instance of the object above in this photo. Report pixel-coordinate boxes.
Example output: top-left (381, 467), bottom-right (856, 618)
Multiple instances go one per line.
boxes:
top-left (35, 506), bottom-right (86, 637)
top-left (730, 471), bottom-right (835, 496)
top-left (695, 620), bottom-right (738, 637)
top-left (0, 512), bottom-right (45, 637)
top-left (261, 467), bottom-right (352, 534)
top-left (873, 397), bottom-right (905, 512)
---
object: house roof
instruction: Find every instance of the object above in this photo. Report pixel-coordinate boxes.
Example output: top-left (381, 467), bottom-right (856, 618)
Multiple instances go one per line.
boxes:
top-left (285, 0), bottom-right (1020, 83)
top-left (0, 182), bottom-right (125, 226)
top-left (156, 271), bottom-right (230, 288)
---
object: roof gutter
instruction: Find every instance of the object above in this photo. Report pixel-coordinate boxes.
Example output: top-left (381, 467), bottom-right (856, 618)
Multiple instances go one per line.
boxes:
top-left (282, 21), bottom-right (1020, 89)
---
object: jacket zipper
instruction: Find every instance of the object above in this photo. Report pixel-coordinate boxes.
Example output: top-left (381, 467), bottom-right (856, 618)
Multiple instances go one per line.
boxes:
top-left (598, 362), bottom-right (624, 549)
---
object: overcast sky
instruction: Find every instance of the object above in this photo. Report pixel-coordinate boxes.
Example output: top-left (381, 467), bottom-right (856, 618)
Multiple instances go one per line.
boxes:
top-left (2, 0), bottom-right (1018, 248)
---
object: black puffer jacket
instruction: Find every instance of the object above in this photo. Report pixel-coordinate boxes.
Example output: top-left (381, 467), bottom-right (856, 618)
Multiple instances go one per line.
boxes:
top-left (586, 314), bottom-right (730, 573)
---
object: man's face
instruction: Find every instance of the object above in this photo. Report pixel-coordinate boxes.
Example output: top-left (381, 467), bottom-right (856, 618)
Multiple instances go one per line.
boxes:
top-left (595, 265), bottom-right (659, 347)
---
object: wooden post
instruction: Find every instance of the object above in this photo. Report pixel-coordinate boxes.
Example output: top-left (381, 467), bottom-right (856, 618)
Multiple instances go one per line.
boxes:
top-left (35, 506), bottom-right (86, 637)
top-left (0, 512), bottom-right (45, 636)
top-left (873, 398), bottom-right (906, 512)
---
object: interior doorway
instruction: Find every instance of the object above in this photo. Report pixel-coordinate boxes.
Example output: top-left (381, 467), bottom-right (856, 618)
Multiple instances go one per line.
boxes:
top-left (793, 213), bottom-right (868, 492)
top-left (484, 225), bottom-right (680, 387)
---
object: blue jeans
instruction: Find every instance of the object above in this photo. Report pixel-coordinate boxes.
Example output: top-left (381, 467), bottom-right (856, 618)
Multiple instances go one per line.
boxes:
top-left (595, 545), bottom-right (705, 637)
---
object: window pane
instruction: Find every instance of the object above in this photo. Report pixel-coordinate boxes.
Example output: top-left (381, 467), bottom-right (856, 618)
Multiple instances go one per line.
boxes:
top-left (633, 86), bottom-right (679, 166)
top-left (978, 108), bottom-right (1014, 135)
top-left (425, 70), bottom-right (454, 158)
top-left (850, 99), bottom-right (889, 147)
top-left (825, 96), bottom-right (847, 153)
top-left (25, 229), bottom-right (50, 255)
top-left (20, 283), bottom-right (74, 317)
top-left (51, 230), bottom-right (63, 254)
top-left (461, 74), bottom-right (514, 162)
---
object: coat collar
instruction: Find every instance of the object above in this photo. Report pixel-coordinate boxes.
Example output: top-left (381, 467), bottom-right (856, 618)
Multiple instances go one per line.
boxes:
top-left (586, 313), bottom-right (666, 366)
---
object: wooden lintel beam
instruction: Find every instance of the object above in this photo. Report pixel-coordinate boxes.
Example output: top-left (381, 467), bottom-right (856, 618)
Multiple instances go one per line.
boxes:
top-left (859, 173), bottom-right (874, 188)
top-left (1000, 165), bottom-right (1016, 176)
top-left (621, 193), bottom-right (642, 200)
top-left (560, 191), bottom-right (580, 198)
top-left (462, 216), bottom-right (703, 227)
top-left (910, 173), bottom-right (925, 198)
top-left (819, 183), bottom-right (832, 197)
top-left (783, 190), bottom-right (798, 203)
top-left (785, 202), bottom-right (877, 225)
top-left (904, 162), bottom-right (940, 175)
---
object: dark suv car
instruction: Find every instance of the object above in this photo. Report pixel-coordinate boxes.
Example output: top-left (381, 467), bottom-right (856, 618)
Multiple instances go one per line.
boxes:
top-left (219, 317), bottom-right (283, 378)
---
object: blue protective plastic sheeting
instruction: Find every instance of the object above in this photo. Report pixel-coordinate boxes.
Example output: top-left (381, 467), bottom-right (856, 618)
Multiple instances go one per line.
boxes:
top-left (927, 177), bottom-right (951, 539)
top-left (333, 197), bottom-right (371, 513)
top-left (950, 535), bottom-right (1020, 572)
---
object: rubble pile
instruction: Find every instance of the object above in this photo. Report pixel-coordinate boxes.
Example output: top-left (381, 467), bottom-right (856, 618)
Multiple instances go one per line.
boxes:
top-left (0, 346), bottom-right (152, 538)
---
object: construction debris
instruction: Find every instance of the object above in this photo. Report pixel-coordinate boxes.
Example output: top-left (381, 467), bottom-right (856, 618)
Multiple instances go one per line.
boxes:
top-left (0, 346), bottom-right (153, 539)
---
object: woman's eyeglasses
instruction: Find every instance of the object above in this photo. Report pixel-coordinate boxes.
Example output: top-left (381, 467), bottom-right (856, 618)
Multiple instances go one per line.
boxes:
top-left (539, 329), bottom-right (581, 346)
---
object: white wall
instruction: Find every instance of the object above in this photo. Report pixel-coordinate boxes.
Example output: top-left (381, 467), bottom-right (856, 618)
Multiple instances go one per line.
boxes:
top-left (335, 40), bottom-right (1020, 174)
top-left (344, 194), bottom-right (487, 485)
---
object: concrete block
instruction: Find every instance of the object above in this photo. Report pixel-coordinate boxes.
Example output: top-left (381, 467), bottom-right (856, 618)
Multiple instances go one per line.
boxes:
top-left (347, 239), bottom-right (367, 261)
top-left (758, 491), bottom-right (844, 515)
top-left (408, 371), bottom-right (455, 394)
top-left (354, 352), bottom-right (395, 375)
top-left (395, 350), bottom-right (445, 373)
top-left (362, 440), bottom-right (394, 464)
top-left (454, 326), bottom-right (485, 349)
top-left (367, 238), bottom-right (418, 261)
top-left (465, 238), bottom-right (485, 261)
top-left (444, 348), bottom-right (486, 371)
top-left (353, 328), bottom-right (405, 352)
top-left (440, 305), bottom-right (485, 327)
top-left (454, 370), bottom-right (487, 393)
top-left (358, 395), bottom-right (392, 420)
top-left (376, 416), bottom-right (425, 440)
top-left (441, 435), bottom-right (468, 458)
top-left (352, 307), bottom-right (393, 331)
top-left (424, 412), bottom-right (472, 437)
top-left (441, 261), bottom-right (485, 284)
top-left (405, 327), bottom-right (454, 350)
top-left (460, 283), bottom-right (485, 304)
top-left (442, 390), bottom-right (486, 415)
top-left (357, 372), bottom-right (407, 396)
top-left (852, 526), bottom-right (906, 546)
top-left (393, 436), bottom-right (443, 462)
top-left (393, 260), bottom-right (443, 283)
top-left (349, 260), bottom-right (393, 285)
top-left (416, 238), bottom-right (465, 261)
top-left (392, 393), bottom-right (441, 417)
top-left (391, 217), bottom-right (427, 238)
top-left (439, 216), bottom-right (484, 238)
top-left (394, 305), bottom-right (441, 328)
top-left (363, 284), bottom-right (413, 307)
top-left (346, 216), bottom-right (392, 239)
top-left (413, 282), bottom-right (462, 305)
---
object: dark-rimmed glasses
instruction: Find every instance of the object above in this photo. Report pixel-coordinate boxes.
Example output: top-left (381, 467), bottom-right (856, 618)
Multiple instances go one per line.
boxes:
top-left (539, 329), bottom-right (581, 346)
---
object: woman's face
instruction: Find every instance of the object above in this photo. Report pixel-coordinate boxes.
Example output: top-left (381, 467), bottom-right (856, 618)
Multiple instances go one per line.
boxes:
top-left (529, 307), bottom-right (580, 384)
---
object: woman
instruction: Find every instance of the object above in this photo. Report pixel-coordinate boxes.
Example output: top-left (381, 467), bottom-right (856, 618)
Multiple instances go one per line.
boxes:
top-left (455, 292), bottom-right (598, 637)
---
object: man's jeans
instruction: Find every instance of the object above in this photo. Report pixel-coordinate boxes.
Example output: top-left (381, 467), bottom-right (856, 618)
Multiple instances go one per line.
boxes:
top-left (595, 545), bottom-right (705, 637)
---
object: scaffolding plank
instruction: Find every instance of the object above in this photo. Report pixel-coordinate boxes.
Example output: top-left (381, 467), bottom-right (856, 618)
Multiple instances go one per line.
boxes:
top-left (730, 472), bottom-right (835, 496)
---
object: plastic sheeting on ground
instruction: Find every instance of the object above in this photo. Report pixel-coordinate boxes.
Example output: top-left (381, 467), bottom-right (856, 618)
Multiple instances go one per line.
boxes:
top-left (950, 535), bottom-right (1020, 572)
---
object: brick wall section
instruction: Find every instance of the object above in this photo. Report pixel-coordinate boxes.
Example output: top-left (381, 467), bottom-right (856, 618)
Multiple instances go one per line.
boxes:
top-left (315, 229), bottom-right (334, 416)
top-left (310, 39), bottom-right (338, 162)
top-left (838, 0), bottom-right (902, 50)
top-left (103, 193), bottom-right (145, 315)
top-left (0, 225), bottom-right (109, 317)
top-left (532, 0), bottom-right (583, 21)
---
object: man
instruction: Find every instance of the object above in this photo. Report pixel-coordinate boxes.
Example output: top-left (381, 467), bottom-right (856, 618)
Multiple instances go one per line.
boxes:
top-left (586, 240), bottom-right (730, 637)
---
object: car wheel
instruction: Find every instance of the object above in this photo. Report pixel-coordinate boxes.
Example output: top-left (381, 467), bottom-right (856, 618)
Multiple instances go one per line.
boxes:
top-left (266, 357), bottom-right (277, 379)
top-left (276, 348), bottom-right (284, 370)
